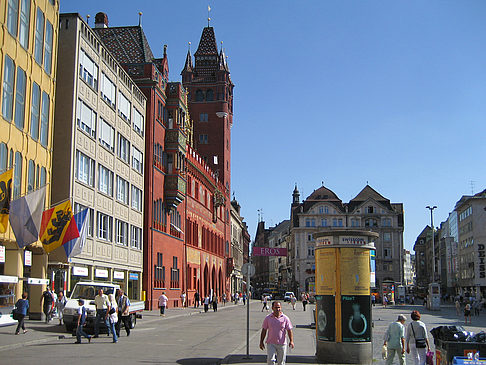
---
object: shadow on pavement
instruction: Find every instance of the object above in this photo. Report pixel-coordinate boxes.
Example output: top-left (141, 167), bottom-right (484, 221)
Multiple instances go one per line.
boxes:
top-left (25, 324), bottom-right (67, 333)
top-left (221, 354), bottom-right (318, 364)
top-left (175, 358), bottom-right (223, 365)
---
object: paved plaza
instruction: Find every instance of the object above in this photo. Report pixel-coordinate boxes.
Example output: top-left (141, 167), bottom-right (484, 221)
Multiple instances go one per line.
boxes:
top-left (0, 300), bottom-right (484, 364)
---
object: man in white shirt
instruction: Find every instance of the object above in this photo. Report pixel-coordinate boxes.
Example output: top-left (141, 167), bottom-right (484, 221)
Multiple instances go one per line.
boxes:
top-left (158, 292), bottom-right (168, 316)
top-left (93, 289), bottom-right (111, 338)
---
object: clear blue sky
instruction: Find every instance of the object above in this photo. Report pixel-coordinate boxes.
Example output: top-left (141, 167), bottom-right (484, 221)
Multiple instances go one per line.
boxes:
top-left (61, 1), bottom-right (486, 251)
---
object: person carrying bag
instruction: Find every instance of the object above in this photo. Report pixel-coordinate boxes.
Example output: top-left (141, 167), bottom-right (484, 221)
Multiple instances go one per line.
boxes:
top-left (406, 310), bottom-right (430, 365)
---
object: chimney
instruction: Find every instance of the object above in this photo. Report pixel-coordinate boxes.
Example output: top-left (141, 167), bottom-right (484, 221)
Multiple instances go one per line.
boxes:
top-left (94, 12), bottom-right (108, 28)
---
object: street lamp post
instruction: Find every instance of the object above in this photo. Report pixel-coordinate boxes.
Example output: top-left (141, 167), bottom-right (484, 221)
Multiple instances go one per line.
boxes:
top-left (426, 205), bottom-right (437, 283)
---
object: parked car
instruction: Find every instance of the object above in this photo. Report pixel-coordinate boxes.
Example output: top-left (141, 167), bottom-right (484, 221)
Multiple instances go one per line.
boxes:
top-left (284, 292), bottom-right (295, 302)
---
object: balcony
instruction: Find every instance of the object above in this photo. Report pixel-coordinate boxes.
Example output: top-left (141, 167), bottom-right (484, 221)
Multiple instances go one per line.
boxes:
top-left (164, 174), bottom-right (186, 210)
top-left (165, 129), bottom-right (186, 152)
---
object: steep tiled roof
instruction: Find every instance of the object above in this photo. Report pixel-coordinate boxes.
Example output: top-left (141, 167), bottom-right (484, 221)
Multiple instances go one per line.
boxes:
top-left (92, 26), bottom-right (154, 64)
top-left (302, 186), bottom-right (344, 213)
top-left (347, 185), bottom-right (393, 212)
top-left (194, 27), bottom-right (218, 56)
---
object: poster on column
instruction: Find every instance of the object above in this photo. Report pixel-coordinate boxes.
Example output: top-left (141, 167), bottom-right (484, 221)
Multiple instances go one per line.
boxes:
top-left (341, 295), bottom-right (371, 342)
top-left (340, 248), bottom-right (370, 295)
top-left (315, 248), bottom-right (336, 295)
top-left (315, 295), bottom-right (335, 341)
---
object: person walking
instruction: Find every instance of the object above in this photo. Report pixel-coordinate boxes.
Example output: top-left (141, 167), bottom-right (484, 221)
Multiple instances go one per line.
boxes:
top-left (93, 289), bottom-right (111, 338)
top-left (406, 310), bottom-right (430, 365)
top-left (212, 295), bottom-right (218, 312)
top-left (372, 294), bottom-right (376, 306)
top-left (222, 293), bottom-right (227, 306)
top-left (301, 293), bottom-right (308, 311)
top-left (383, 314), bottom-right (407, 365)
top-left (158, 291), bottom-right (168, 316)
top-left (455, 299), bottom-right (461, 316)
top-left (464, 303), bottom-right (471, 324)
top-left (40, 287), bottom-right (54, 323)
top-left (203, 295), bottom-right (210, 312)
top-left (194, 291), bottom-right (200, 308)
top-left (181, 291), bottom-right (186, 307)
top-left (115, 289), bottom-right (131, 337)
top-left (259, 301), bottom-right (294, 365)
top-left (14, 292), bottom-right (29, 335)
top-left (243, 293), bottom-right (247, 305)
top-left (262, 294), bottom-right (269, 312)
top-left (55, 291), bottom-right (67, 326)
top-left (107, 293), bottom-right (118, 343)
top-left (74, 299), bottom-right (91, 344)
top-left (290, 294), bottom-right (296, 310)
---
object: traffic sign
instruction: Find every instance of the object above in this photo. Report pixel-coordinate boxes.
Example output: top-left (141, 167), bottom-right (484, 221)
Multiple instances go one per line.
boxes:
top-left (242, 263), bottom-right (255, 277)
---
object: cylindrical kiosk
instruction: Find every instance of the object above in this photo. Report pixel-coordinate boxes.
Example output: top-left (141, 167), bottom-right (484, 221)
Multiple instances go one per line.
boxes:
top-left (314, 230), bottom-right (378, 365)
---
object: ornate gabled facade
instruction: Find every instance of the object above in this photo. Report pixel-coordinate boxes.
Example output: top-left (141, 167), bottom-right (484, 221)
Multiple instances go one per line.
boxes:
top-left (289, 184), bottom-right (404, 296)
top-left (91, 14), bottom-right (234, 308)
top-left (182, 25), bottom-right (234, 300)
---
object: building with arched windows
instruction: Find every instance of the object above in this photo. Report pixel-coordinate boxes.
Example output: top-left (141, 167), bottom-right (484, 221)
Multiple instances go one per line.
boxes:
top-left (289, 184), bottom-right (404, 296)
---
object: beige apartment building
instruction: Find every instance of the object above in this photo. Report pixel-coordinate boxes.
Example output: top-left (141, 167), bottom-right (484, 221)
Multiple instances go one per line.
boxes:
top-left (50, 13), bottom-right (146, 299)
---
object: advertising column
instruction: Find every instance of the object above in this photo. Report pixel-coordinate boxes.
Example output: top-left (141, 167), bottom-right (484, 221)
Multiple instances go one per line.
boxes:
top-left (314, 230), bottom-right (377, 365)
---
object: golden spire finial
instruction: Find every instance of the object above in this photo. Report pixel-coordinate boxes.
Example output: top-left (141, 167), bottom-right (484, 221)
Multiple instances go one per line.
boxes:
top-left (138, 12), bottom-right (142, 26)
top-left (208, 5), bottom-right (211, 26)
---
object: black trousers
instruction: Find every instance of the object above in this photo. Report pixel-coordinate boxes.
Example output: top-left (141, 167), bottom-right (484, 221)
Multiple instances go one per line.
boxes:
top-left (15, 314), bottom-right (25, 333)
top-left (115, 313), bottom-right (131, 336)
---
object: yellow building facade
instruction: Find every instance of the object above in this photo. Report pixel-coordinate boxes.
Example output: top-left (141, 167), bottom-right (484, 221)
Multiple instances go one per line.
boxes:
top-left (0, 0), bottom-right (59, 319)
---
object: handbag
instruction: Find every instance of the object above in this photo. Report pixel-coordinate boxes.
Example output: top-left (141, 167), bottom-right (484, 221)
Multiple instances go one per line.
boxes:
top-left (426, 350), bottom-right (434, 365)
top-left (108, 307), bottom-right (116, 315)
top-left (12, 309), bottom-right (20, 320)
top-left (411, 322), bottom-right (427, 348)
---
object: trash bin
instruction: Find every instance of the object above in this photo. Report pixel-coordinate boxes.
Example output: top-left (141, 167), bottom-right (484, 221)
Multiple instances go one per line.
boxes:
top-left (452, 356), bottom-right (486, 364)
top-left (435, 339), bottom-right (486, 365)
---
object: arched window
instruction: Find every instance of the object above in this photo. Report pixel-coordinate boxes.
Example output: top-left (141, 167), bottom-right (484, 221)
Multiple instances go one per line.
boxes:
top-left (206, 89), bottom-right (214, 101)
top-left (195, 90), bottom-right (204, 102)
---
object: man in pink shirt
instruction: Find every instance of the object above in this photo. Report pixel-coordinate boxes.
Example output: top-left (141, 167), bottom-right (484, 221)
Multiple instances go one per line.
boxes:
top-left (260, 301), bottom-right (294, 365)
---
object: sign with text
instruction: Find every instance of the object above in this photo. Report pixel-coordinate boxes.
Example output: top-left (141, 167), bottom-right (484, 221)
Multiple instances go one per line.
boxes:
top-left (0, 246), bottom-right (5, 263)
top-left (28, 278), bottom-right (49, 285)
top-left (316, 236), bottom-right (333, 246)
top-left (252, 247), bottom-right (287, 256)
top-left (24, 250), bottom-right (32, 266)
top-left (339, 236), bottom-right (368, 245)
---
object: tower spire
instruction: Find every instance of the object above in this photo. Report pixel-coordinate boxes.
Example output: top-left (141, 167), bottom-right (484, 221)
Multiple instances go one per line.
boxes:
top-left (207, 5), bottom-right (211, 27)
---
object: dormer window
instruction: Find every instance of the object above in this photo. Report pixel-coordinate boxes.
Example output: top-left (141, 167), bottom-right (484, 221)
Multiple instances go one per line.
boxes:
top-left (367, 206), bottom-right (374, 214)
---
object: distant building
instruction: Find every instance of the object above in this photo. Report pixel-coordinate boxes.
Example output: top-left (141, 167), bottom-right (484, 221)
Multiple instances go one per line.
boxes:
top-left (455, 190), bottom-right (486, 298)
top-left (413, 225), bottom-right (436, 291)
top-left (403, 250), bottom-right (413, 286)
top-left (268, 220), bottom-right (290, 291)
top-left (230, 197), bottom-right (250, 294)
top-left (289, 184), bottom-right (404, 295)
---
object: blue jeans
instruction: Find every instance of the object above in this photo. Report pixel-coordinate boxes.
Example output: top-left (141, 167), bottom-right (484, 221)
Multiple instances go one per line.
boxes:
top-left (109, 318), bottom-right (118, 342)
top-left (94, 309), bottom-right (109, 336)
top-left (76, 324), bottom-right (90, 343)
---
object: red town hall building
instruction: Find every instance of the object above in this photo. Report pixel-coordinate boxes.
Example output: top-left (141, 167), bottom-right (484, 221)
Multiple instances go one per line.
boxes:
top-left (92, 14), bottom-right (233, 309)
